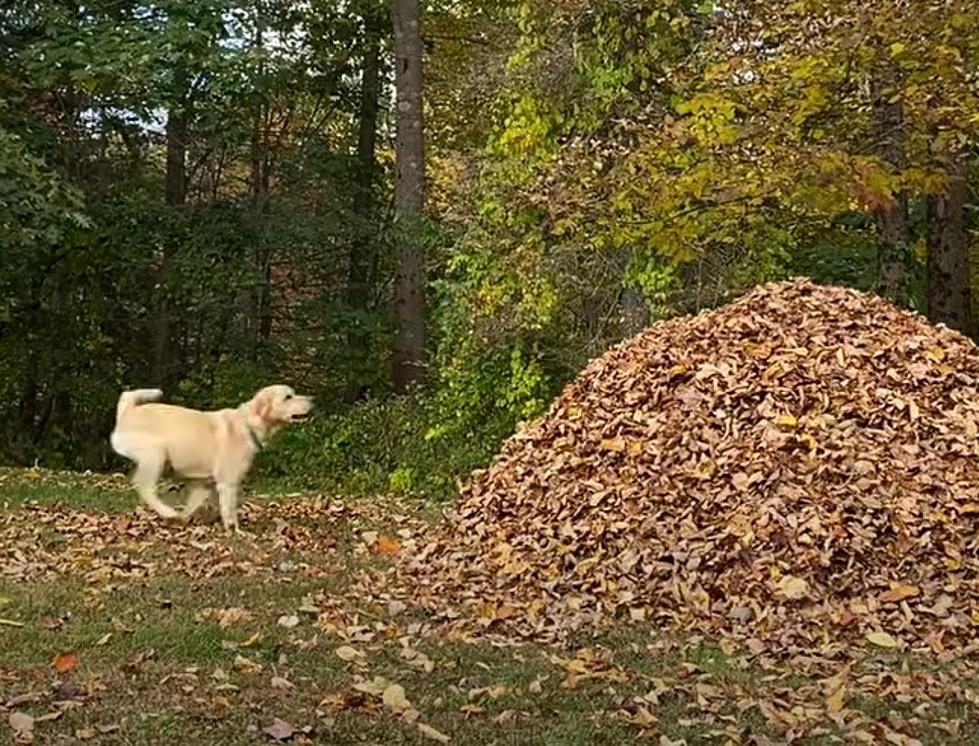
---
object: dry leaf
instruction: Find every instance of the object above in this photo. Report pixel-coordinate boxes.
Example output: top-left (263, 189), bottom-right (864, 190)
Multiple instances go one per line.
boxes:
top-left (826, 685), bottom-right (847, 713)
top-left (51, 652), bottom-right (79, 674)
top-left (262, 718), bottom-right (296, 741)
top-left (417, 722), bottom-right (451, 743)
top-left (335, 645), bottom-right (364, 663)
top-left (277, 615), bottom-right (300, 629)
top-left (233, 655), bottom-right (263, 674)
top-left (382, 683), bottom-right (412, 714)
top-left (9, 712), bottom-right (34, 735)
top-left (879, 584), bottom-right (920, 603)
top-left (866, 631), bottom-right (900, 649)
top-left (776, 575), bottom-right (809, 600)
top-left (376, 535), bottom-right (402, 556)
top-left (271, 676), bottom-right (295, 690)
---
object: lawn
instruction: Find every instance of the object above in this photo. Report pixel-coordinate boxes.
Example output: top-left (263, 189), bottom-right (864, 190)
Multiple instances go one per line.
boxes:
top-left (1, 468), bottom-right (977, 745)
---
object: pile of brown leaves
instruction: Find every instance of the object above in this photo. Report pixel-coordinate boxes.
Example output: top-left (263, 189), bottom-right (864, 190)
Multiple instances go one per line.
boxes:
top-left (398, 280), bottom-right (979, 654)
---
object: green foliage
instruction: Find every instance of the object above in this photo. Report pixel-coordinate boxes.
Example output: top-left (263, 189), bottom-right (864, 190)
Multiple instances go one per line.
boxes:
top-left (259, 342), bottom-right (553, 499)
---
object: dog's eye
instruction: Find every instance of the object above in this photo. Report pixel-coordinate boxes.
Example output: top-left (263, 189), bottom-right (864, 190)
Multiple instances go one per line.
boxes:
top-left (284, 394), bottom-right (293, 400)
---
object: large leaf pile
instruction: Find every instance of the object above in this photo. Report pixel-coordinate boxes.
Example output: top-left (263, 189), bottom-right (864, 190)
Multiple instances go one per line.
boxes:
top-left (401, 280), bottom-right (979, 654)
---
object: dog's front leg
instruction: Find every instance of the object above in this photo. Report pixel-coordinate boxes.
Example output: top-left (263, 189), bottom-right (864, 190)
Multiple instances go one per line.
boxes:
top-left (216, 481), bottom-right (240, 533)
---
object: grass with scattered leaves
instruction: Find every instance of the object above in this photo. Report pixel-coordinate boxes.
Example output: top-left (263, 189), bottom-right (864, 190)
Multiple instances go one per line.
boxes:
top-left (2, 468), bottom-right (978, 745)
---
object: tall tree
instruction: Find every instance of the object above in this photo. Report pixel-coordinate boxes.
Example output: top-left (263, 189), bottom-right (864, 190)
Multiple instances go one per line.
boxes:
top-left (153, 73), bottom-right (189, 388)
top-left (872, 70), bottom-right (912, 306)
top-left (926, 152), bottom-right (972, 335)
top-left (345, 12), bottom-right (383, 400)
top-left (390, 0), bottom-right (427, 392)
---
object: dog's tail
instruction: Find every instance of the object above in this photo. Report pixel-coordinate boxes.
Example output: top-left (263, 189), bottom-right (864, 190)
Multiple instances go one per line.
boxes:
top-left (115, 388), bottom-right (164, 425)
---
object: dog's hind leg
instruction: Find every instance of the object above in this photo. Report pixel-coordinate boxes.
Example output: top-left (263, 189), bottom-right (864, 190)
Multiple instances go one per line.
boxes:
top-left (132, 454), bottom-right (180, 519)
top-left (182, 482), bottom-right (213, 521)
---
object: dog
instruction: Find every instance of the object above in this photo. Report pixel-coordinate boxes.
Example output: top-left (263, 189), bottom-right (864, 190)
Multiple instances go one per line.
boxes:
top-left (109, 385), bottom-right (312, 532)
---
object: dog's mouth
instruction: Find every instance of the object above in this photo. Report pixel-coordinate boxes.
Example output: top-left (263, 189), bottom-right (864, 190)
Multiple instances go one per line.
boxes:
top-left (289, 412), bottom-right (311, 422)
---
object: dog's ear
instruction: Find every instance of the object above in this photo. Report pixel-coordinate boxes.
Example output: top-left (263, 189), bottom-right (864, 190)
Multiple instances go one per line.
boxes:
top-left (250, 389), bottom-right (272, 421)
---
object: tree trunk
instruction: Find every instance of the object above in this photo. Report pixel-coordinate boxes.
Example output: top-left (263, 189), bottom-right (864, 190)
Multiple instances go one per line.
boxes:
top-left (251, 0), bottom-right (273, 346)
top-left (872, 72), bottom-right (911, 306)
top-left (349, 23), bottom-right (381, 314)
top-left (390, 0), bottom-right (427, 393)
top-left (926, 152), bottom-right (972, 336)
top-left (153, 98), bottom-right (187, 388)
top-left (345, 20), bottom-right (382, 402)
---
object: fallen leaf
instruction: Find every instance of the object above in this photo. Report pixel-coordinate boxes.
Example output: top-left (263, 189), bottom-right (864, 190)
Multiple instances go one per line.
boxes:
top-left (75, 728), bottom-right (97, 741)
top-left (277, 615), bottom-right (300, 629)
top-left (866, 631), bottom-right (900, 648)
top-left (51, 652), bottom-right (79, 674)
top-left (826, 685), bottom-right (847, 713)
top-left (879, 584), bottom-right (920, 603)
top-left (233, 655), bottom-right (263, 674)
top-left (417, 722), bottom-right (451, 743)
top-left (335, 645), bottom-right (364, 663)
top-left (9, 712), bottom-right (34, 735)
top-left (271, 676), bottom-right (295, 690)
top-left (262, 718), bottom-right (296, 741)
top-left (776, 575), bottom-right (809, 600)
top-left (352, 676), bottom-right (390, 697)
top-left (376, 535), bottom-right (402, 556)
top-left (382, 683), bottom-right (412, 714)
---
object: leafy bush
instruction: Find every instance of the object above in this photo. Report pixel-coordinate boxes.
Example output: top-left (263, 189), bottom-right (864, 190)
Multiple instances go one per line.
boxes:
top-left (256, 342), bottom-right (555, 499)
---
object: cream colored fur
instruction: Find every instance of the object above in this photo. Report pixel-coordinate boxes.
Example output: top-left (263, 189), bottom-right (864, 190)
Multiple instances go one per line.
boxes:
top-left (109, 385), bottom-right (312, 532)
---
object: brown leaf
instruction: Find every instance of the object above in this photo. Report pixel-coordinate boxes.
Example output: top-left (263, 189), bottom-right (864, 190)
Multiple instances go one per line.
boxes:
top-left (262, 718), bottom-right (296, 741)
top-left (879, 584), bottom-right (920, 604)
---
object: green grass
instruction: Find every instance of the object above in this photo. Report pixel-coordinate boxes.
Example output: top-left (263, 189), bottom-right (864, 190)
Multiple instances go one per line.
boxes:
top-left (1, 469), bottom-right (978, 745)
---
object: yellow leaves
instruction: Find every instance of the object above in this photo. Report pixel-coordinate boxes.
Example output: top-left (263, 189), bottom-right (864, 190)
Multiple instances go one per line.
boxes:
top-left (775, 414), bottom-right (798, 428)
top-left (776, 575), bottom-right (809, 601)
top-left (232, 655), bottom-right (263, 674)
top-left (825, 683), bottom-right (847, 714)
top-left (599, 436), bottom-right (643, 457)
top-left (866, 631), bottom-right (900, 649)
top-left (381, 683), bottom-right (412, 714)
top-left (879, 584), bottom-right (920, 604)
top-left (200, 607), bottom-right (252, 628)
top-left (600, 437), bottom-right (626, 453)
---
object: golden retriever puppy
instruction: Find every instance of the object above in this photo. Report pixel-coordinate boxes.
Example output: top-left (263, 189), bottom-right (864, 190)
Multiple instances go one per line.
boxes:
top-left (109, 385), bottom-right (312, 532)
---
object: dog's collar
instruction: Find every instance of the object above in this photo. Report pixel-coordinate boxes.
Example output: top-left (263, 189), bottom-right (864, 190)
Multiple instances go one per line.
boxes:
top-left (247, 424), bottom-right (266, 450)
